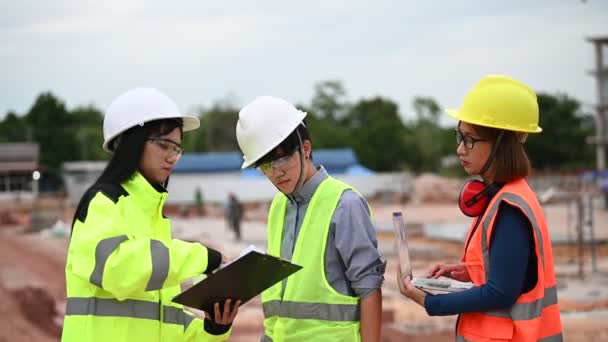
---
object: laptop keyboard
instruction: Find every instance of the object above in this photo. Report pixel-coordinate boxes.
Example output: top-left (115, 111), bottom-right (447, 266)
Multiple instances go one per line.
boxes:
top-left (413, 278), bottom-right (452, 288)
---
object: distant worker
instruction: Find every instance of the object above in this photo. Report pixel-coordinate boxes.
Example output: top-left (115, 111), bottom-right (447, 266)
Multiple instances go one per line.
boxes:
top-left (236, 96), bottom-right (385, 341)
top-left (194, 186), bottom-right (205, 216)
top-left (62, 87), bottom-right (239, 342)
top-left (397, 75), bottom-right (563, 341)
top-left (225, 192), bottom-right (243, 241)
top-left (601, 178), bottom-right (608, 210)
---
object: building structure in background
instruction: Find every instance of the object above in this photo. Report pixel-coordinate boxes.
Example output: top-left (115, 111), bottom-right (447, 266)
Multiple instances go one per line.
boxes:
top-left (587, 36), bottom-right (608, 171)
top-left (0, 143), bottom-right (39, 200)
top-left (62, 149), bottom-right (412, 206)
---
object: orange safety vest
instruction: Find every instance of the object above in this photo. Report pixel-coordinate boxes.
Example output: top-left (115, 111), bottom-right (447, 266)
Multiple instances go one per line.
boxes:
top-left (457, 179), bottom-right (563, 342)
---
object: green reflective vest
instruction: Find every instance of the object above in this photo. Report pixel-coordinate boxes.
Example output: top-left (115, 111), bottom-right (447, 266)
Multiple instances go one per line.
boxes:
top-left (261, 176), bottom-right (361, 342)
top-left (62, 172), bottom-right (231, 341)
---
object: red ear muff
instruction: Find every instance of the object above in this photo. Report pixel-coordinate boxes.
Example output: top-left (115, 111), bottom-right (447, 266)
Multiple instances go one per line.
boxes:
top-left (459, 180), bottom-right (490, 217)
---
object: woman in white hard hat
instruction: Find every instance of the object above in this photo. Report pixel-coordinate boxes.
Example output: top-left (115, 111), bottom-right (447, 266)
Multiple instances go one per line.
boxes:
top-left (397, 76), bottom-right (563, 341)
top-left (236, 96), bottom-right (385, 342)
top-left (62, 87), bottom-right (239, 342)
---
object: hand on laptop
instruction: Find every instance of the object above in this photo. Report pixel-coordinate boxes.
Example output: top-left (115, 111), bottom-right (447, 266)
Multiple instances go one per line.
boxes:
top-left (397, 266), bottom-right (427, 308)
top-left (426, 263), bottom-right (471, 282)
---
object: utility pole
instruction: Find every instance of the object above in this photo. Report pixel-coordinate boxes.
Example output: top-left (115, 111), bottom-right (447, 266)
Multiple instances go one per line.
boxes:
top-left (576, 197), bottom-right (585, 280)
top-left (586, 37), bottom-right (608, 171)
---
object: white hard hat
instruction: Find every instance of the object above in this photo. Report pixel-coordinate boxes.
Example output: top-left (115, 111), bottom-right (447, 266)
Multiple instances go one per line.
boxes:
top-left (236, 96), bottom-right (307, 169)
top-left (102, 87), bottom-right (200, 152)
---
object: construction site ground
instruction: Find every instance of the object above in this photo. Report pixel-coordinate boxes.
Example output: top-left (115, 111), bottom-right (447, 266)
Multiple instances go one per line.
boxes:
top-left (1, 200), bottom-right (607, 341)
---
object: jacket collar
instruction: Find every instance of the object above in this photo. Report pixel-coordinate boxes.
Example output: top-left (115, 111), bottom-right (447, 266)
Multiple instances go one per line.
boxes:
top-left (122, 171), bottom-right (168, 213)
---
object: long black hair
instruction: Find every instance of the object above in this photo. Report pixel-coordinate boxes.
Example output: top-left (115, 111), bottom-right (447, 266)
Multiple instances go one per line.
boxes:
top-left (71, 118), bottom-right (183, 231)
top-left (98, 118), bottom-right (183, 186)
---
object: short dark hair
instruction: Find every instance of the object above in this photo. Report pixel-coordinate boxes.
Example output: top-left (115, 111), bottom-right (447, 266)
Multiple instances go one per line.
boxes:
top-left (254, 121), bottom-right (311, 167)
top-left (473, 124), bottom-right (531, 182)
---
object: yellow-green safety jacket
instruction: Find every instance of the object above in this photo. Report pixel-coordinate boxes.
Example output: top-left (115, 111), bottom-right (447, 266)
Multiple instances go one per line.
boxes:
top-left (62, 172), bottom-right (231, 341)
top-left (261, 176), bottom-right (362, 342)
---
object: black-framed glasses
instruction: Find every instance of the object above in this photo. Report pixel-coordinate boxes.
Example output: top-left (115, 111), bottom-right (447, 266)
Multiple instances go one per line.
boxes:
top-left (147, 137), bottom-right (184, 160)
top-left (455, 130), bottom-right (487, 149)
top-left (256, 150), bottom-right (298, 174)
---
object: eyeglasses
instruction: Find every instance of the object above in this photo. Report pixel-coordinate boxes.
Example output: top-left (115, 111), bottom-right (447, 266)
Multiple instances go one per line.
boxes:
top-left (147, 137), bottom-right (184, 161)
top-left (256, 150), bottom-right (297, 174)
top-left (456, 130), bottom-right (487, 149)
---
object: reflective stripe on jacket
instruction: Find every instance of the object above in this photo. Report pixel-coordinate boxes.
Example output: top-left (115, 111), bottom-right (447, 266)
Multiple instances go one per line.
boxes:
top-left (261, 176), bottom-right (362, 342)
top-left (62, 172), bottom-right (230, 341)
top-left (457, 179), bottom-right (563, 341)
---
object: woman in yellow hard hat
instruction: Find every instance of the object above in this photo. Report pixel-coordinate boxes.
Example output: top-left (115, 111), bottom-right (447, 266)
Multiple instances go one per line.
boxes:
top-left (397, 75), bottom-right (563, 341)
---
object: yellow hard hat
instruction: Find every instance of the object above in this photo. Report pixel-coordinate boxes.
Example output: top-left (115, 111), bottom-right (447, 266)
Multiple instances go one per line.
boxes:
top-left (446, 75), bottom-right (542, 133)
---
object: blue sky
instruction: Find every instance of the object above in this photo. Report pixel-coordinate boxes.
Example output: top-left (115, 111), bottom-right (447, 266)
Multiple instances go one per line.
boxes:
top-left (1, 1), bottom-right (607, 123)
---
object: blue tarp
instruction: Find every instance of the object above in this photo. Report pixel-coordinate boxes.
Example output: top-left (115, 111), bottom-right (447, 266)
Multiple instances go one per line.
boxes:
top-left (582, 170), bottom-right (608, 181)
top-left (173, 148), bottom-right (374, 176)
top-left (173, 152), bottom-right (243, 173)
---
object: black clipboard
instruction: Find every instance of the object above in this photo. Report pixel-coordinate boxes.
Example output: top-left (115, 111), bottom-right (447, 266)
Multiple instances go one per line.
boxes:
top-left (172, 251), bottom-right (302, 314)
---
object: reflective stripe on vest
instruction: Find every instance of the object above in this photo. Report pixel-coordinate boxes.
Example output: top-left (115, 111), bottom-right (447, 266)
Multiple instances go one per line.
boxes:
top-left (479, 192), bottom-right (554, 322)
top-left (485, 285), bottom-right (558, 320)
top-left (89, 235), bottom-right (170, 290)
top-left (457, 332), bottom-right (563, 342)
top-left (262, 300), bottom-right (360, 322)
top-left (65, 297), bottom-right (194, 331)
top-left (480, 193), bottom-right (546, 281)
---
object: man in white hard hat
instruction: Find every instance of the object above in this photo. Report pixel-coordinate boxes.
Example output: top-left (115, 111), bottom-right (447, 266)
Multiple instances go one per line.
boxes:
top-left (236, 96), bottom-right (384, 341)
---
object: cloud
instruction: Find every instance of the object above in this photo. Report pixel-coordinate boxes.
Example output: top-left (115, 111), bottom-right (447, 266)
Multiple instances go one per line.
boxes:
top-left (1, 0), bottom-right (607, 121)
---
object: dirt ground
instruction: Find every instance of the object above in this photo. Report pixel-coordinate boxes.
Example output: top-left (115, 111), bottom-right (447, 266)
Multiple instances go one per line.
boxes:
top-left (0, 234), bottom-right (67, 342)
top-left (1, 198), bottom-right (607, 341)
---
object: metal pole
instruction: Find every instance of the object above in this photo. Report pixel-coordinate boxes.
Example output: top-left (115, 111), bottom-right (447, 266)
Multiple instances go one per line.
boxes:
top-left (576, 196), bottom-right (585, 279)
top-left (566, 200), bottom-right (574, 263)
top-left (593, 42), bottom-right (606, 171)
top-left (585, 193), bottom-right (597, 273)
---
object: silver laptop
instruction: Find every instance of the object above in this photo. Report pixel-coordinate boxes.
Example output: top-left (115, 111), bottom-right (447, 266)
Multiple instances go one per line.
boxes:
top-left (392, 211), bottom-right (473, 293)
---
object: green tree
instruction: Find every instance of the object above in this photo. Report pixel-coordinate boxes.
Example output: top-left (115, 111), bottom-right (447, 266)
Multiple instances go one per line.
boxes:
top-left (413, 97), bottom-right (441, 123)
top-left (310, 80), bottom-right (348, 123)
top-left (404, 96), bottom-right (445, 172)
top-left (70, 106), bottom-right (107, 161)
top-left (526, 93), bottom-right (594, 170)
top-left (299, 105), bottom-right (351, 149)
top-left (0, 112), bottom-right (28, 142)
top-left (344, 97), bottom-right (407, 171)
top-left (24, 93), bottom-right (80, 169)
top-left (200, 104), bottom-right (240, 152)
top-left (181, 106), bottom-right (207, 153)
top-left (303, 80), bottom-right (352, 150)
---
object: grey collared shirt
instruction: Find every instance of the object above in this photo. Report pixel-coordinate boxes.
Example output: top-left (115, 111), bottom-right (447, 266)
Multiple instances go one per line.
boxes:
top-left (280, 166), bottom-right (385, 298)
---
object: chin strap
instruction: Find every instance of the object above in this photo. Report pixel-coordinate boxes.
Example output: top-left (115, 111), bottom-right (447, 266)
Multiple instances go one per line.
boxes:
top-left (479, 130), bottom-right (504, 176)
top-left (286, 129), bottom-right (306, 196)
